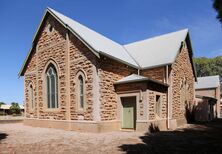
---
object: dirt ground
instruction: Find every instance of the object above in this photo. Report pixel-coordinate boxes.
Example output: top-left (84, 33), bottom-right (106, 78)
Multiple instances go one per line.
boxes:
top-left (1, 120), bottom-right (222, 154)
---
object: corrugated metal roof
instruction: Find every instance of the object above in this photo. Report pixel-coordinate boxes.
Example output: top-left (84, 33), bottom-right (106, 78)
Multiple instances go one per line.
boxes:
top-left (19, 8), bottom-right (193, 76)
top-left (195, 75), bottom-right (220, 89)
top-left (48, 8), bottom-right (139, 68)
top-left (0, 105), bottom-right (24, 110)
top-left (115, 74), bottom-right (169, 87)
top-left (48, 8), bottom-right (190, 69)
top-left (124, 29), bottom-right (188, 69)
top-left (0, 105), bottom-right (11, 109)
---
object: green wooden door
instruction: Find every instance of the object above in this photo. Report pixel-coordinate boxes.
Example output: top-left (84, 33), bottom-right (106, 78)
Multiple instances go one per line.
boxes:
top-left (122, 97), bottom-right (136, 129)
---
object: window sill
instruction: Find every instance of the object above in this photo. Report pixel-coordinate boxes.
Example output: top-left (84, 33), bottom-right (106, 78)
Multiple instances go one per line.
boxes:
top-left (77, 109), bottom-right (85, 114)
top-left (44, 108), bottom-right (60, 112)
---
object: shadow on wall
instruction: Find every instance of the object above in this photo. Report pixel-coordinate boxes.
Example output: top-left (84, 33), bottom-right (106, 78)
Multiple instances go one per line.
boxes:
top-left (185, 101), bottom-right (196, 123)
top-left (119, 119), bottom-right (222, 154)
top-left (185, 99), bottom-right (216, 123)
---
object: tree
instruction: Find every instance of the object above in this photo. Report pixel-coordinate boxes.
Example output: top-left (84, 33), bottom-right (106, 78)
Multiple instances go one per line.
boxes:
top-left (9, 102), bottom-right (21, 115)
top-left (0, 102), bottom-right (5, 107)
top-left (194, 56), bottom-right (222, 101)
top-left (194, 56), bottom-right (222, 77)
top-left (194, 57), bottom-right (212, 77)
top-left (213, 0), bottom-right (222, 23)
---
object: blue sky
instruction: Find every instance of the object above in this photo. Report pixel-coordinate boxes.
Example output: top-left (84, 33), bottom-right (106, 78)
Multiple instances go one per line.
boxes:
top-left (0, 0), bottom-right (221, 104)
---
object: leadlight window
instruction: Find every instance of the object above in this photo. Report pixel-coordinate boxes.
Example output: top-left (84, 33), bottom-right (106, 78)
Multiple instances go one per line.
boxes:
top-left (46, 64), bottom-right (58, 108)
top-left (78, 75), bottom-right (84, 109)
top-left (29, 84), bottom-right (34, 109)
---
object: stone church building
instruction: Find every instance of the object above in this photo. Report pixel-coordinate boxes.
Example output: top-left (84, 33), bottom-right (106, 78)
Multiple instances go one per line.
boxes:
top-left (19, 8), bottom-right (196, 132)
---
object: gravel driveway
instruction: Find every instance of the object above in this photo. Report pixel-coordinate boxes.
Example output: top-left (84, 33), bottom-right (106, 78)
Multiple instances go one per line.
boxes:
top-left (0, 123), bottom-right (142, 154)
top-left (1, 120), bottom-right (222, 154)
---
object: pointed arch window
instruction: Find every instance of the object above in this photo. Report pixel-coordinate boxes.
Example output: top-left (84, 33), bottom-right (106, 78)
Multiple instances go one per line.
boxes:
top-left (180, 79), bottom-right (188, 110)
top-left (46, 64), bottom-right (58, 108)
top-left (76, 71), bottom-right (86, 110)
top-left (29, 84), bottom-right (34, 109)
top-left (78, 75), bottom-right (84, 109)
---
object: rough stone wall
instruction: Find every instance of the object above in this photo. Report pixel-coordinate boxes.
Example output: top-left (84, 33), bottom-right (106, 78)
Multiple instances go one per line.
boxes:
top-left (36, 15), bottom-right (66, 51)
top-left (25, 49), bottom-right (37, 73)
top-left (148, 90), bottom-right (167, 120)
top-left (98, 57), bottom-right (137, 121)
top-left (36, 15), bottom-right (67, 120)
top-left (196, 89), bottom-right (216, 98)
top-left (69, 33), bottom-right (97, 121)
top-left (171, 42), bottom-right (195, 119)
top-left (216, 87), bottom-right (221, 118)
top-left (141, 67), bottom-right (166, 83)
top-left (24, 47), bottom-right (38, 118)
top-left (24, 14), bottom-right (96, 120)
top-left (24, 75), bottom-right (35, 118)
top-left (24, 68), bottom-right (37, 118)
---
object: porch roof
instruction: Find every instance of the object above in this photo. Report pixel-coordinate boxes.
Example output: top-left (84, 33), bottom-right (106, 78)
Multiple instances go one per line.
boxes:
top-left (114, 74), bottom-right (169, 87)
top-left (195, 95), bottom-right (217, 105)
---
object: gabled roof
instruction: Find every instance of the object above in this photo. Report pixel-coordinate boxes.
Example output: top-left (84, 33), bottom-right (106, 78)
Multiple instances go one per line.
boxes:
top-left (124, 29), bottom-right (188, 69)
top-left (47, 8), bottom-right (138, 68)
top-left (115, 74), bottom-right (169, 87)
top-left (195, 75), bottom-right (220, 90)
top-left (19, 7), bottom-right (195, 77)
top-left (18, 8), bottom-right (139, 76)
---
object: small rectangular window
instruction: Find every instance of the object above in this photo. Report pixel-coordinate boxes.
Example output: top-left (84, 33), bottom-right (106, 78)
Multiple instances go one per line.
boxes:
top-left (155, 95), bottom-right (161, 117)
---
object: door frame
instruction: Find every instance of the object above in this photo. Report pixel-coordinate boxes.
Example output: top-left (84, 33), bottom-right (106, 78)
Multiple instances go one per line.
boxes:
top-left (121, 96), bottom-right (137, 129)
top-left (117, 92), bottom-right (140, 130)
